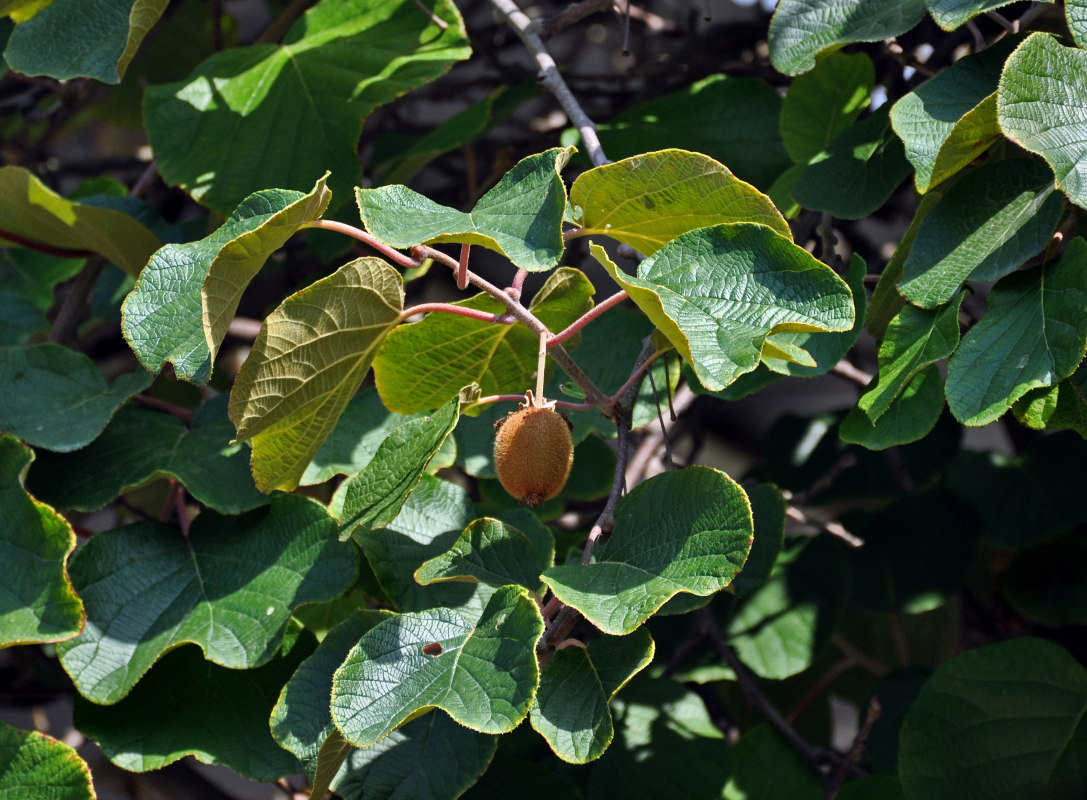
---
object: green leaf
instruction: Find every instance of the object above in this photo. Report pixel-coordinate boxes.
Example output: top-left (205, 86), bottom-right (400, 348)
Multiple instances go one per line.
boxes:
top-left (899, 638), bottom-right (1087, 799)
top-left (593, 74), bottom-right (792, 191)
top-left (75, 639), bottom-right (311, 780)
top-left (727, 536), bottom-right (850, 680)
top-left (592, 224), bottom-right (854, 392)
top-left (331, 584), bottom-right (544, 746)
top-left (0, 166), bottom-right (160, 276)
top-left (271, 609), bottom-right (393, 780)
top-left (4, 0), bottom-right (165, 82)
top-left (898, 159), bottom-right (1063, 309)
top-left (946, 238), bottom-right (1087, 426)
top-left (0, 343), bottom-right (152, 451)
top-left (1014, 358), bottom-right (1087, 435)
top-left (948, 433), bottom-right (1087, 549)
top-left (302, 387), bottom-right (418, 485)
top-left (25, 396), bottom-right (265, 514)
top-left (0, 719), bottom-right (94, 800)
top-left (0, 435), bottom-right (82, 647)
top-left (373, 267), bottom-right (592, 414)
top-left (57, 494), bottom-right (356, 704)
top-left (792, 105), bottom-right (912, 219)
top-left (1002, 536), bottom-right (1087, 627)
top-left (542, 466), bottom-right (753, 635)
top-left (768, 0), bottom-right (926, 76)
top-left (358, 147), bottom-right (572, 272)
top-left (867, 189), bottom-right (944, 339)
top-left (998, 32), bottom-right (1087, 209)
top-left (760, 253), bottom-right (868, 378)
top-left (121, 177), bottom-right (330, 384)
top-left (584, 677), bottom-right (730, 800)
top-left (927, 0), bottom-right (1052, 31)
top-left (732, 483), bottom-right (785, 598)
top-left (415, 516), bottom-right (555, 594)
top-left (1069, 0), bottom-right (1087, 48)
top-left (724, 724), bottom-right (824, 800)
top-left (355, 474), bottom-right (485, 614)
top-left (842, 365), bottom-right (946, 449)
top-left (845, 490), bottom-right (977, 614)
top-left (530, 628), bottom-right (654, 764)
top-left (780, 51), bottom-right (874, 164)
top-left (891, 40), bottom-right (1015, 192)
top-left (338, 396), bottom-right (460, 537)
top-left (859, 295), bottom-right (962, 422)
top-left (375, 82), bottom-right (538, 186)
top-left (569, 149), bottom-right (788, 254)
top-left (229, 257), bottom-right (404, 492)
top-left (334, 713), bottom-right (497, 800)
top-left (144, 0), bottom-right (470, 213)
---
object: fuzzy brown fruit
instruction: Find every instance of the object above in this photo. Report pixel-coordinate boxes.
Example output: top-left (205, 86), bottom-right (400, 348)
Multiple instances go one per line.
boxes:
top-left (494, 403), bottom-right (573, 506)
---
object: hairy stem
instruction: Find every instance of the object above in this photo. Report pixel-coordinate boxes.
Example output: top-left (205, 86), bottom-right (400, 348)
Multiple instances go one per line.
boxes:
top-left (548, 290), bottom-right (628, 346)
top-left (304, 219), bottom-right (418, 269)
top-left (399, 302), bottom-right (509, 325)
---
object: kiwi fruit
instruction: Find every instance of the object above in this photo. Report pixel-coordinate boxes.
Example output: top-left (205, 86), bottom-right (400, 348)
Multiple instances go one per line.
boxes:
top-left (494, 393), bottom-right (573, 506)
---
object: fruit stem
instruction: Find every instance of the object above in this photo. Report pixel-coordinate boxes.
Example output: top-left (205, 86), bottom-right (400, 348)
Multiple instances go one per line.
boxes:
top-left (536, 331), bottom-right (546, 399)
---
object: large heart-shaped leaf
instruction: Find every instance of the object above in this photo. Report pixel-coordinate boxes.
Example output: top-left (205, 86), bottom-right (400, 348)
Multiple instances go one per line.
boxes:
top-left (58, 494), bottom-right (356, 703)
top-left (542, 466), bottom-right (753, 635)
top-left (768, 0), bottom-right (926, 76)
top-left (330, 585), bottom-right (544, 746)
top-left (898, 158), bottom-right (1063, 309)
top-left (358, 148), bottom-right (572, 272)
top-left (998, 33), bottom-right (1087, 209)
top-left (271, 611), bottom-right (496, 799)
top-left (891, 39), bottom-right (1015, 192)
top-left (3, 0), bottom-right (166, 83)
top-left (568, 149), bottom-right (788, 254)
top-left (230, 257), bottom-right (404, 492)
top-left (373, 267), bottom-right (592, 414)
top-left (25, 396), bottom-right (265, 514)
top-left (0, 435), bottom-right (83, 647)
top-left (899, 638), bottom-right (1087, 799)
top-left (144, 0), bottom-right (469, 213)
top-left (75, 638), bottom-right (312, 780)
top-left (0, 166), bottom-right (160, 276)
top-left (592, 225), bottom-right (854, 392)
top-left (780, 51), bottom-right (874, 164)
top-left (530, 627), bottom-right (654, 764)
top-left (0, 343), bottom-right (152, 452)
top-left (0, 719), bottom-right (94, 800)
top-left (122, 176), bottom-right (330, 384)
top-left (338, 396), bottom-right (460, 537)
top-left (945, 237), bottom-right (1087, 426)
top-left (415, 516), bottom-right (555, 594)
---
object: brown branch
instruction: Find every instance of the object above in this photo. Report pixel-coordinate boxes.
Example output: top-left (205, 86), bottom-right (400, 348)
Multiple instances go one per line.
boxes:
top-left (489, 0), bottom-right (610, 167)
top-left (824, 698), bottom-right (881, 800)
top-left (539, 0), bottom-right (612, 37)
top-left (48, 257), bottom-right (104, 345)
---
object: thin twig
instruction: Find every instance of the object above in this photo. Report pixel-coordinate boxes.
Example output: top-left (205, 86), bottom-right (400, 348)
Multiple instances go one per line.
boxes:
top-left (130, 160), bottom-right (159, 198)
top-left (456, 244), bottom-right (470, 290)
top-left (227, 317), bottom-right (262, 340)
top-left (697, 607), bottom-right (836, 786)
top-left (580, 416), bottom-right (629, 564)
top-left (985, 10), bottom-right (1015, 33)
top-left (131, 394), bottom-right (194, 422)
top-left (489, 0), bottom-right (610, 167)
top-left (824, 698), bottom-right (881, 800)
top-left (48, 257), bottom-right (104, 344)
top-left (399, 302), bottom-right (510, 324)
top-left (787, 658), bottom-right (857, 725)
top-left (539, 0), bottom-right (611, 37)
top-left (785, 505), bottom-right (864, 548)
top-left (255, 0), bottom-right (314, 44)
top-left (304, 219), bottom-right (418, 269)
top-left (469, 393), bottom-right (591, 411)
top-left (548, 290), bottom-right (628, 346)
top-left (410, 0), bottom-right (449, 30)
top-left (625, 383), bottom-right (696, 485)
top-left (832, 360), bottom-right (873, 387)
top-left (831, 635), bottom-right (890, 677)
top-left (0, 228), bottom-right (93, 259)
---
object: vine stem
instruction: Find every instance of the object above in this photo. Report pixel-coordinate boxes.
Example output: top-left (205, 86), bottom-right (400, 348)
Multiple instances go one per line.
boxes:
top-left (131, 394), bottom-right (194, 422)
top-left (304, 219), bottom-right (418, 269)
top-left (489, 0), bottom-right (610, 167)
top-left (547, 290), bottom-right (628, 346)
top-left (398, 302), bottom-right (509, 325)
